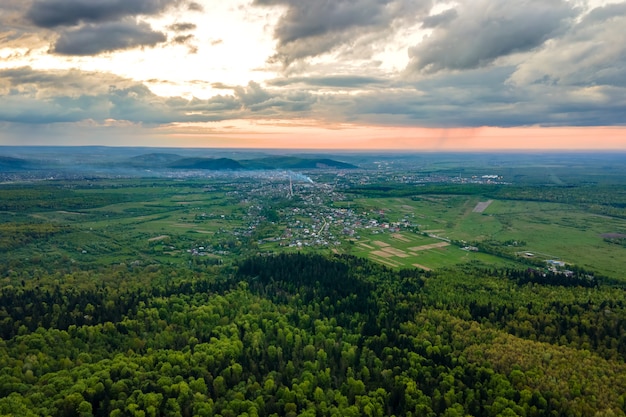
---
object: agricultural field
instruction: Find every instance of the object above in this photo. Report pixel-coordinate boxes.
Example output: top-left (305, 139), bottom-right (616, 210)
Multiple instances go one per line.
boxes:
top-left (338, 194), bottom-right (626, 279)
top-left (346, 230), bottom-right (510, 270)
top-left (0, 180), bottom-right (250, 276)
top-left (2, 173), bottom-right (625, 283)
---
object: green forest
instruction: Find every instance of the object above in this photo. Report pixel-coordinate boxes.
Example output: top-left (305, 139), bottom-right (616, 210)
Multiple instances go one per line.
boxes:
top-left (0, 254), bottom-right (625, 416)
top-left (0, 177), bottom-right (625, 416)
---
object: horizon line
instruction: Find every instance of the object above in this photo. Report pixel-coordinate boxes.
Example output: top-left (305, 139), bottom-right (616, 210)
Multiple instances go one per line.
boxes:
top-left (2, 145), bottom-right (626, 154)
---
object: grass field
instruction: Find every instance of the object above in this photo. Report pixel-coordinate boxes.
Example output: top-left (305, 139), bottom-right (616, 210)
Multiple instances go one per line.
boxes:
top-left (2, 178), bottom-right (625, 281)
top-left (347, 229), bottom-right (515, 270)
top-left (342, 195), bottom-right (626, 277)
top-left (7, 181), bottom-right (249, 268)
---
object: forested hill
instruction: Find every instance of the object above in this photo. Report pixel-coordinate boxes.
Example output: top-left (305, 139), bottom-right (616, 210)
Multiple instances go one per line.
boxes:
top-left (126, 154), bottom-right (358, 170)
top-left (0, 156), bottom-right (33, 171)
top-left (0, 253), bottom-right (624, 416)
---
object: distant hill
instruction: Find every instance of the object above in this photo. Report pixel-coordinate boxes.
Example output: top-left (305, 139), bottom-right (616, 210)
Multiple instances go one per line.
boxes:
top-left (0, 156), bottom-right (31, 171)
top-left (242, 156), bottom-right (357, 170)
top-left (124, 154), bottom-right (358, 171)
top-left (126, 153), bottom-right (184, 167)
top-left (168, 158), bottom-right (245, 170)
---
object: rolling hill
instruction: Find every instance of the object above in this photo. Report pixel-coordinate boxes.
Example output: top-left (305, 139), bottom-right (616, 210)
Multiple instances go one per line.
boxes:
top-left (123, 154), bottom-right (358, 170)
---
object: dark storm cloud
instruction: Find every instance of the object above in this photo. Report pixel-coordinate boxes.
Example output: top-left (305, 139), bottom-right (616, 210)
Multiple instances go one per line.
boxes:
top-left (257, 0), bottom-right (384, 43)
top-left (408, 0), bottom-right (576, 73)
top-left (27, 0), bottom-right (179, 28)
top-left (253, 0), bottom-right (432, 64)
top-left (2, 0), bottom-right (196, 56)
top-left (53, 20), bottom-right (166, 55)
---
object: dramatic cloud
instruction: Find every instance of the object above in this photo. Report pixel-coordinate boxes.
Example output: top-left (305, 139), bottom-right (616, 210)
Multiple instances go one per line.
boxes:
top-left (510, 3), bottom-right (626, 88)
top-left (253, 0), bottom-right (432, 65)
top-left (27, 0), bottom-right (179, 28)
top-left (408, 0), bottom-right (576, 73)
top-left (0, 1), bottom-right (43, 49)
top-left (233, 81), bottom-right (315, 113)
top-left (421, 8), bottom-right (457, 29)
top-left (0, 1), bottom-right (30, 26)
top-left (291, 65), bottom-right (626, 128)
top-left (9, 0), bottom-right (188, 55)
top-left (53, 20), bottom-right (166, 55)
top-left (0, 67), bottom-right (316, 124)
top-left (0, 0), bottom-right (625, 148)
top-left (0, 66), bottom-right (135, 97)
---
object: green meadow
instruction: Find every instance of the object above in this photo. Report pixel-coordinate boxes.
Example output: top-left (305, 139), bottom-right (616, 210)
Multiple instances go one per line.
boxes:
top-left (340, 194), bottom-right (626, 278)
top-left (1, 180), bottom-right (250, 271)
top-left (347, 229), bottom-right (514, 270)
top-left (2, 177), bottom-right (625, 282)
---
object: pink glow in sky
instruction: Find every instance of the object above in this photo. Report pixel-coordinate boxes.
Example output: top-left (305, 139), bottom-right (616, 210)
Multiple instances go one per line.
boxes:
top-left (156, 122), bottom-right (626, 151)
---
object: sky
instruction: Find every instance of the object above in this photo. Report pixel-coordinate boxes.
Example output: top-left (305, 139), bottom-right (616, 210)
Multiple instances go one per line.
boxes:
top-left (0, 0), bottom-right (625, 150)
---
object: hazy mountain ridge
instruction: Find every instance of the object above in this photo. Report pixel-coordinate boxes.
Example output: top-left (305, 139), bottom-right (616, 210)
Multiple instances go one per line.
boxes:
top-left (240, 156), bottom-right (357, 170)
top-left (132, 154), bottom-right (357, 170)
top-left (127, 153), bottom-right (186, 167)
top-left (0, 156), bottom-right (36, 171)
top-left (0, 149), bottom-right (358, 175)
top-left (168, 157), bottom-right (245, 170)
